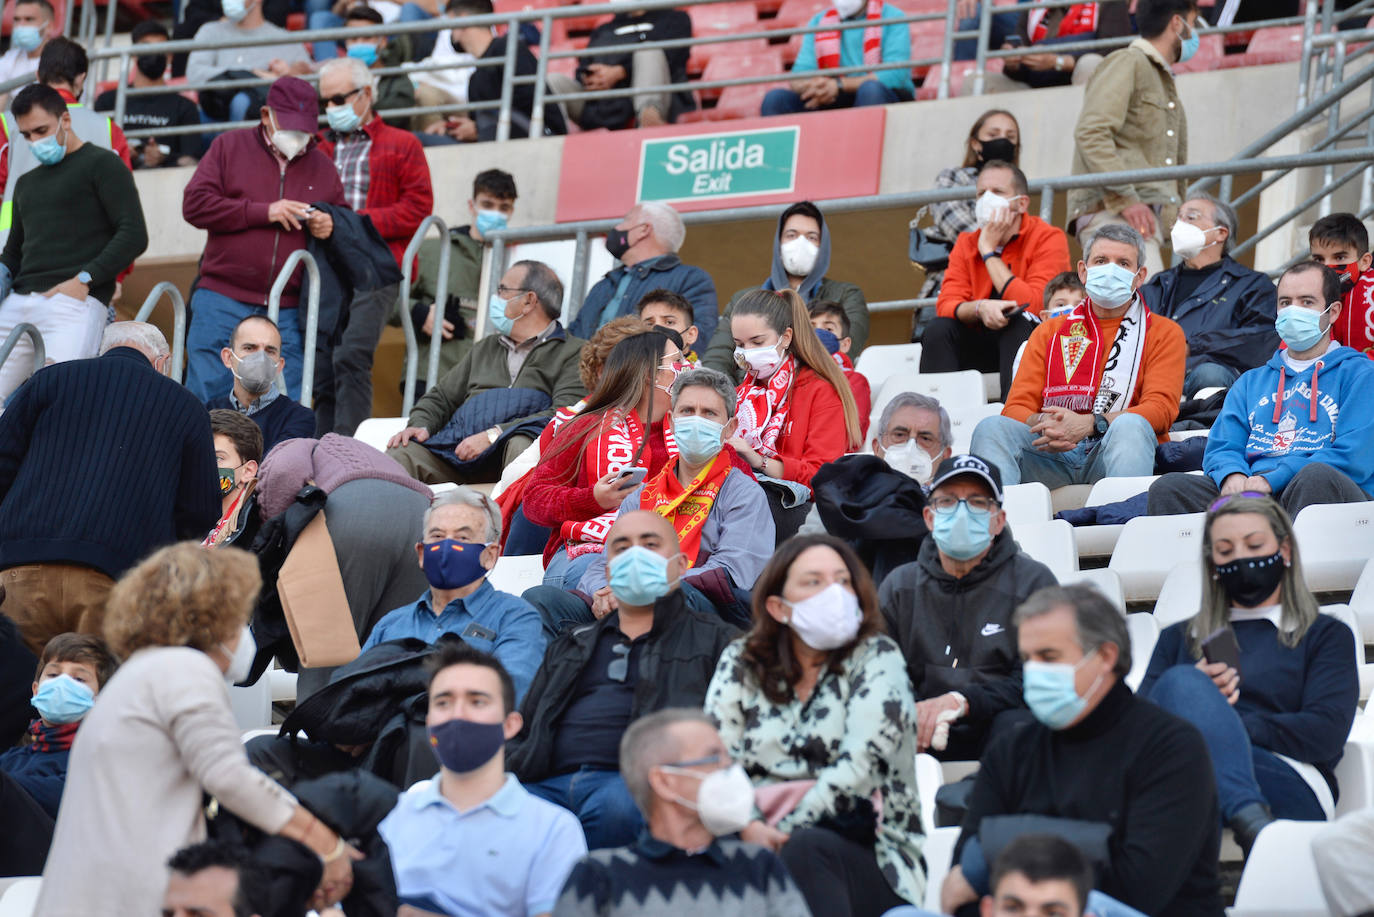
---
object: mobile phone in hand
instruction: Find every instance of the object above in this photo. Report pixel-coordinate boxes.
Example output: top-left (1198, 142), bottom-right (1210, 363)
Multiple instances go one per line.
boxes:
top-left (1201, 626), bottom-right (1242, 674)
top-left (617, 467), bottom-right (648, 487)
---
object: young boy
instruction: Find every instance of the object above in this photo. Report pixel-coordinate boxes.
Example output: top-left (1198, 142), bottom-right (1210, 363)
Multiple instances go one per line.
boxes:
top-left (1041, 271), bottom-right (1087, 320)
top-left (636, 288), bottom-right (700, 365)
top-left (982, 834), bottom-right (1094, 917)
top-left (1309, 213), bottom-right (1374, 357)
top-left (809, 299), bottom-right (871, 436)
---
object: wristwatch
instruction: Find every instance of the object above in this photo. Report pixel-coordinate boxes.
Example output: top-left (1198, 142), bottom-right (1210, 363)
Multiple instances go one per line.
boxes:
top-left (485, 425), bottom-right (501, 445)
top-left (76, 270), bottom-right (91, 285)
top-left (980, 248), bottom-right (1004, 262)
top-left (1093, 413), bottom-right (1109, 436)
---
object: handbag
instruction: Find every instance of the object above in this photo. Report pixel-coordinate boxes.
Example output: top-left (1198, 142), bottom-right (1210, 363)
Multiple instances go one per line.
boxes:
top-left (277, 513), bottom-right (361, 668)
top-left (909, 205), bottom-right (954, 272)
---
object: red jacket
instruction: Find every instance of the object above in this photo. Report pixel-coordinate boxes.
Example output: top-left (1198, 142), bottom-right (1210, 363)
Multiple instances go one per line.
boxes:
top-left (1333, 269), bottom-right (1374, 357)
top-left (837, 354), bottom-right (871, 439)
top-left (316, 114), bottom-right (433, 269)
top-left (182, 125), bottom-right (345, 309)
top-left (773, 365), bottom-right (851, 486)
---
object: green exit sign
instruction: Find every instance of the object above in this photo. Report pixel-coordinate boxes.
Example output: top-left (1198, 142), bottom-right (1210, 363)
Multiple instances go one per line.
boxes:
top-left (637, 126), bottom-right (800, 204)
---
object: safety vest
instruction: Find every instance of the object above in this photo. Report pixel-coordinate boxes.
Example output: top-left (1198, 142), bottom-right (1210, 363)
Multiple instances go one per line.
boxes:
top-left (0, 102), bottom-right (115, 248)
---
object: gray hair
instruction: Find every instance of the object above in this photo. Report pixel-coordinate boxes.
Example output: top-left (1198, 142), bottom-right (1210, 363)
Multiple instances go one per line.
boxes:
top-left (512, 260), bottom-right (564, 321)
top-left (670, 367), bottom-right (736, 419)
top-left (877, 392), bottom-right (952, 448)
top-left (635, 201), bottom-right (686, 253)
top-left (619, 708), bottom-right (715, 815)
top-left (422, 486), bottom-right (502, 543)
top-left (1186, 192), bottom-right (1238, 255)
top-left (100, 321), bottom-right (168, 358)
top-left (1013, 584), bottom-right (1132, 678)
top-left (1085, 222), bottom-right (1146, 271)
top-left (320, 55), bottom-right (376, 94)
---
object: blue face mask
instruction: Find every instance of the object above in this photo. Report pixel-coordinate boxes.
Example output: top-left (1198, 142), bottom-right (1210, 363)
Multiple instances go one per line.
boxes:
top-left (30, 127), bottom-right (66, 167)
top-left (326, 99), bottom-right (362, 134)
top-left (32, 674), bottom-right (95, 724)
top-left (609, 545), bottom-right (679, 607)
top-left (1178, 22), bottom-right (1199, 63)
top-left (1275, 304), bottom-right (1332, 352)
top-left (488, 293), bottom-right (517, 336)
top-left (475, 208), bottom-right (508, 238)
top-left (1023, 653), bottom-right (1102, 730)
top-left (428, 717), bottom-right (505, 773)
top-left (12, 24), bottom-right (43, 51)
top-left (421, 538), bottom-right (490, 590)
top-left (1084, 262), bottom-right (1137, 309)
top-left (673, 415), bottom-right (724, 466)
top-left (346, 42), bottom-right (378, 66)
top-left (931, 502), bottom-right (993, 561)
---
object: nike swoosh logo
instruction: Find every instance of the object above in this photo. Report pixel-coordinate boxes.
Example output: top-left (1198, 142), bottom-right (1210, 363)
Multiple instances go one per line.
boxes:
top-left (981, 623), bottom-right (1004, 637)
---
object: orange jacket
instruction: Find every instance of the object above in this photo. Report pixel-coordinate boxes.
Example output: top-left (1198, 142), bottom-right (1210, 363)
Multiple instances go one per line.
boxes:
top-left (936, 214), bottom-right (1071, 319)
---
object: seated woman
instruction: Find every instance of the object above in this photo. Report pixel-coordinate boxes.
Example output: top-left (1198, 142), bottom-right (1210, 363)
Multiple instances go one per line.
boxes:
top-left (728, 289), bottom-right (860, 541)
top-left (521, 327), bottom-right (686, 589)
top-left (1141, 494), bottom-right (1358, 855)
top-left (923, 110), bottom-right (1021, 278)
top-left (705, 534), bottom-right (923, 917)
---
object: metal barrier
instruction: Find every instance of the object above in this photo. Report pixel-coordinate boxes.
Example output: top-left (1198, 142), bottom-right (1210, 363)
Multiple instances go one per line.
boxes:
top-left (266, 249), bottom-right (322, 409)
top-left (396, 214), bottom-right (452, 417)
top-left (133, 280), bottom-right (187, 383)
top-left (0, 322), bottom-right (44, 384)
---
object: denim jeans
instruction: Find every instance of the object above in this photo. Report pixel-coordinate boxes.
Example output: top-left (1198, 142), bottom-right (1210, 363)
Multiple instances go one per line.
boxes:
top-left (308, 7), bottom-right (345, 61)
top-left (185, 288), bottom-right (303, 403)
top-left (953, 6), bottom-right (1022, 60)
top-left (1144, 665), bottom-right (1326, 821)
top-left (970, 412), bottom-right (1157, 488)
top-left (504, 506), bottom-right (552, 558)
top-left (1182, 361), bottom-right (1240, 398)
top-left (400, 2), bottom-right (438, 59)
top-left (761, 79), bottom-right (903, 116)
top-left (524, 767), bottom-right (643, 850)
top-left (541, 548), bottom-right (601, 590)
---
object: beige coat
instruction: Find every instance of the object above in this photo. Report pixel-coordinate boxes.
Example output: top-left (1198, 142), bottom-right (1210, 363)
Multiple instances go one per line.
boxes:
top-left (35, 646), bottom-right (297, 916)
top-left (1068, 37), bottom-right (1188, 228)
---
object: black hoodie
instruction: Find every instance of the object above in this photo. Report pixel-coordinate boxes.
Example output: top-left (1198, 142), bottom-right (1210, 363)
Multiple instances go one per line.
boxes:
top-left (812, 454), bottom-right (929, 586)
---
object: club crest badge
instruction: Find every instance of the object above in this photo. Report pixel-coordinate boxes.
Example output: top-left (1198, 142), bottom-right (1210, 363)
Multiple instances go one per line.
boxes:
top-left (1060, 320), bottom-right (1090, 379)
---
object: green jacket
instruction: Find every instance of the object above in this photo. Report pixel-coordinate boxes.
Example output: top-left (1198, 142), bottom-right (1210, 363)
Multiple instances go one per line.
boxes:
top-left (406, 226), bottom-right (484, 382)
top-left (702, 276), bottom-right (869, 380)
top-left (377, 38), bottom-right (417, 129)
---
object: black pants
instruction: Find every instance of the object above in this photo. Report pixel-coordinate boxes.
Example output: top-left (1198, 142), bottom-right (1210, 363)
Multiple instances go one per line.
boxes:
top-left (0, 770), bottom-right (54, 877)
top-left (919, 315), bottom-right (1036, 401)
top-left (764, 488), bottom-right (811, 545)
top-left (314, 283), bottom-right (398, 437)
top-left (1147, 462), bottom-right (1370, 517)
top-left (780, 827), bottom-right (907, 917)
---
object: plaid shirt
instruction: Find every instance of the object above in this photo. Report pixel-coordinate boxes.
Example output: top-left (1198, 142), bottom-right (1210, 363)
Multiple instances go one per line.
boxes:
top-left (929, 165), bottom-right (978, 243)
top-left (333, 131), bottom-right (371, 212)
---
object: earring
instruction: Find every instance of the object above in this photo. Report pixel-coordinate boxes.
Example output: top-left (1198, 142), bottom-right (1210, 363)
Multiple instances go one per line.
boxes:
top-left (781, 615), bottom-right (791, 624)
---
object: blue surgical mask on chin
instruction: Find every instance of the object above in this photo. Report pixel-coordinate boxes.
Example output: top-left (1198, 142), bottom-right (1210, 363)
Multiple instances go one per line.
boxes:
top-left (1275, 303), bottom-right (1332, 352)
top-left (931, 502), bottom-right (993, 561)
top-left (1023, 653), bottom-right (1104, 730)
top-left (1084, 262), bottom-right (1137, 309)
top-left (488, 294), bottom-right (517, 336)
top-left (673, 415), bottom-right (725, 466)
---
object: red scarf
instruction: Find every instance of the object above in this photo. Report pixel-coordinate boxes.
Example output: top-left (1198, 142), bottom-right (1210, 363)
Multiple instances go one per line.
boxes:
top-left (1334, 268), bottom-right (1374, 357)
top-left (734, 355), bottom-right (795, 460)
top-left (1028, 3), bottom-right (1097, 43)
top-left (640, 453), bottom-right (733, 565)
top-left (1041, 298), bottom-right (1151, 414)
top-left (560, 411), bottom-right (678, 555)
top-left (815, 0), bottom-right (884, 70)
top-left (27, 718), bottom-right (79, 753)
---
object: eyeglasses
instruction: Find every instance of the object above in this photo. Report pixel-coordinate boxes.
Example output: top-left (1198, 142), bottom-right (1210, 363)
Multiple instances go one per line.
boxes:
top-left (663, 753), bottom-right (723, 769)
top-left (496, 284), bottom-right (529, 298)
top-left (883, 430), bottom-right (941, 448)
top-left (1207, 491), bottom-right (1270, 513)
top-left (607, 641), bottom-right (631, 683)
top-left (928, 495), bottom-right (999, 514)
top-left (318, 86), bottom-right (363, 111)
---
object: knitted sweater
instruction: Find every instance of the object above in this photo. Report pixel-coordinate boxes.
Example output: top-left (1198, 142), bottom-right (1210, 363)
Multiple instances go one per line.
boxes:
top-left (255, 432), bottom-right (431, 519)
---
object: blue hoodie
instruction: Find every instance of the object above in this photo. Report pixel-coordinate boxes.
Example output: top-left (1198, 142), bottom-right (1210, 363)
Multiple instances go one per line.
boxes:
top-left (1205, 343), bottom-right (1374, 494)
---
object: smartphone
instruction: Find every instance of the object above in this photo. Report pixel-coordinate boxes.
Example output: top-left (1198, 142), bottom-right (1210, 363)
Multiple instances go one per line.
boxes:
top-left (302, 206), bottom-right (318, 215)
top-left (1005, 35), bottom-right (1025, 47)
top-left (616, 466), bottom-right (648, 487)
top-left (1003, 302), bottom-right (1030, 318)
top-left (1201, 626), bottom-right (1242, 674)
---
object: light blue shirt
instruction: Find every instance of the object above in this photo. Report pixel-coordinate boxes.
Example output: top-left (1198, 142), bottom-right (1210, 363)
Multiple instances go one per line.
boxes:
top-left (792, 3), bottom-right (915, 95)
top-left (362, 580), bottom-right (547, 704)
top-left (379, 774), bottom-right (588, 917)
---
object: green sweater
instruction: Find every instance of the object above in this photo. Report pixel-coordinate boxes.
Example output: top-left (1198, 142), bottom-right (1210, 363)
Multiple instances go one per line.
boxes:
top-left (0, 143), bottom-right (148, 305)
top-left (405, 227), bottom-right (484, 382)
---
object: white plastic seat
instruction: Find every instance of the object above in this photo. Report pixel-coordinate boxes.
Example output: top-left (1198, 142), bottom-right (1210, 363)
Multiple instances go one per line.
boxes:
top-left (873, 369), bottom-right (988, 415)
top-left (1348, 555), bottom-right (1374, 644)
top-left (1294, 502), bottom-right (1374, 593)
top-left (1152, 562), bottom-right (1204, 628)
top-left (947, 402), bottom-right (1003, 455)
top-left (1335, 712), bottom-right (1374, 816)
top-left (1049, 485), bottom-right (1092, 515)
top-left (981, 373), bottom-right (1000, 402)
top-left (1012, 519), bottom-right (1078, 581)
top-left (1231, 820), bottom-right (1329, 916)
top-left (854, 343), bottom-right (922, 394)
top-left (1000, 482), bottom-right (1052, 530)
top-left (921, 827), bottom-right (960, 912)
top-left (1108, 513), bottom-right (1206, 603)
top-left (1071, 476), bottom-right (1163, 559)
top-left (353, 417), bottom-right (406, 453)
top-left (487, 554), bottom-right (547, 594)
top-left (1059, 569), bottom-right (1126, 613)
top-left (1167, 428), bottom-right (1210, 441)
top-left (228, 675), bottom-right (273, 731)
top-left (1124, 612), bottom-right (1159, 692)
top-left (915, 753), bottom-right (943, 835)
top-left (0, 877), bottom-right (40, 917)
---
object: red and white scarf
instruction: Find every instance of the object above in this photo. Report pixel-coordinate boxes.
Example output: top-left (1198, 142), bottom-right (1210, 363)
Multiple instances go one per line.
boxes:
top-left (1028, 3), bottom-right (1097, 43)
top-left (1042, 297), bottom-right (1150, 416)
top-left (815, 0), bottom-right (884, 70)
top-left (734, 355), bottom-right (795, 460)
top-left (1334, 269), bottom-right (1374, 357)
top-left (560, 411), bottom-right (678, 556)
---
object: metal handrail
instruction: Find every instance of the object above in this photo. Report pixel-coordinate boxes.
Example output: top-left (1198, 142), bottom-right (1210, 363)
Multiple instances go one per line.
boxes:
top-left (133, 281), bottom-right (187, 383)
top-left (266, 249), bottom-right (322, 409)
top-left (0, 322), bottom-right (44, 383)
top-left (396, 215), bottom-right (453, 417)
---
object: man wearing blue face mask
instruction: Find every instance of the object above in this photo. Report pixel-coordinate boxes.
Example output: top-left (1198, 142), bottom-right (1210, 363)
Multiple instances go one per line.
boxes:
top-left (0, 0), bottom-right (53, 94)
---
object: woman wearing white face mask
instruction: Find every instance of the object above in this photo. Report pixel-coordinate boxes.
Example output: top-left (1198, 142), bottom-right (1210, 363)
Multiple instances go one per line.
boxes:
top-left (705, 535), bottom-right (923, 917)
top-left (36, 543), bottom-right (362, 915)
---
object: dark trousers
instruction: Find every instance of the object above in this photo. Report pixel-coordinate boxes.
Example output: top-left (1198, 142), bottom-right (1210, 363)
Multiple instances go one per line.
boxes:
top-left (766, 489), bottom-right (812, 545)
top-left (314, 283), bottom-right (398, 437)
top-left (1147, 462), bottom-right (1370, 517)
top-left (780, 827), bottom-right (908, 917)
top-left (0, 770), bottom-right (54, 877)
top-left (919, 315), bottom-right (1036, 401)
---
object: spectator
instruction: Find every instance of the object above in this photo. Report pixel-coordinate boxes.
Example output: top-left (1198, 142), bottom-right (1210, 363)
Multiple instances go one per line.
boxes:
top-left (571, 202), bottom-right (717, 344)
top-left (378, 641), bottom-right (587, 914)
top-left (705, 201), bottom-right (869, 375)
top-left (186, 0), bottom-right (311, 125)
top-left (0, 84), bottom-right (148, 400)
top-left (761, 0), bottom-right (914, 115)
top-left (315, 55), bottom-right (434, 436)
top-left (638, 289), bottom-right (701, 365)
top-left (956, 1), bottom-right (1131, 88)
top-left (205, 408), bottom-right (263, 549)
top-left (508, 510), bottom-right (739, 850)
top-left (921, 160), bottom-right (1071, 400)
top-left (0, 323), bottom-right (218, 655)
top-left (37, 543), bottom-right (359, 914)
top-left (1141, 495), bottom-right (1357, 854)
top-left (979, 835), bottom-right (1096, 917)
top-left (705, 534), bottom-right (923, 916)
top-left (871, 391), bottom-right (953, 482)
top-left (0, 0), bottom-right (55, 87)
top-left (1041, 270), bottom-right (1086, 318)
top-left (361, 487), bottom-right (546, 702)
top-left (0, 633), bottom-right (116, 878)
top-left (207, 315), bottom-right (317, 454)
top-left (93, 22), bottom-right (202, 169)
top-left (925, 110), bottom-right (1021, 265)
top-left (526, 367), bottom-right (774, 635)
top-left (942, 584), bottom-right (1221, 917)
top-left (162, 841), bottom-right (269, 917)
top-left (335, 5), bottom-right (417, 128)
top-left (880, 454), bottom-right (1056, 761)
top-left (553, 709), bottom-right (812, 917)
top-left (446, 0), bottom-right (567, 141)
top-left (809, 298), bottom-right (871, 434)
top-left (1139, 194), bottom-right (1279, 396)
top-left (727, 288), bottom-right (861, 540)
top-left (1314, 809), bottom-right (1374, 916)
top-left (1068, 0), bottom-right (1199, 276)
top-left (1148, 262), bottom-right (1374, 516)
top-left (551, 8), bottom-right (695, 131)
top-left (386, 259), bottom-right (586, 485)
top-left (1309, 212), bottom-right (1374, 357)
top-left (182, 76), bottom-right (346, 404)
top-left (971, 224), bottom-right (1185, 488)
top-left (411, 0), bottom-right (478, 135)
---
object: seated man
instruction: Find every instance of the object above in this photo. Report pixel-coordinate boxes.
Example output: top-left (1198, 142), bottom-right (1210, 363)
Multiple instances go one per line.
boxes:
top-left (880, 454), bottom-right (1056, 761)
top-left (761, 0), bottom-right (915, 115)
top-left (942, 584), bottom-right (1221, 917)
top-left (386, 260), bottom-right (587, 485)
top-left (378, 642), bottom-right (587, 915)
top-left (447, 0), bottom-right (567, 141)
top-left (92, 23), bottom-right (201, 169)
top-left (571, 202), bottom-right (717, 345)
top-left (1148, 262), bottom-right (1374, 517)
top-left (508, 511), bottom-right (740, 850)
top-left (1140, 194), bottom-right (1279, 396)
top-left (637, 289), bottom-right (701, 366)
top-left (970, 223), bottom-right (1185, 488)
top-left (208, 315), bottom-right (317, 454)
top-left (0, 0), bottom-right (54, 89)
top-left (205, 409), bottom-right (263, 549)
top-left (810, 298), bottom-right (871, 433)
top-left (553, 709), bottom-right (810, 916)
top-left (363, 487), bottom-right (546, 703)
top-left (163, 841), bottom-right (268, 917)
top-left (524, 369), bottom-right (774, 636)
top-left (920, 160), bottom-right (1071, 400)
top-left (186, 0), bottom-right (311, 124)
top-left (1309, 212), bottom-right (1374, 358)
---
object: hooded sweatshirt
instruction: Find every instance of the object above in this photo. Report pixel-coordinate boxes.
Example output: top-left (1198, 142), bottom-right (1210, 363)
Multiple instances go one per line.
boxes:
top-left (1205, 342), bottom-right (1374, 494)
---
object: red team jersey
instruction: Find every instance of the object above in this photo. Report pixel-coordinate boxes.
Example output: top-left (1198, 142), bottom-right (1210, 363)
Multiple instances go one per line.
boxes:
top-left (1332, 269), bottom-right (1374, 357)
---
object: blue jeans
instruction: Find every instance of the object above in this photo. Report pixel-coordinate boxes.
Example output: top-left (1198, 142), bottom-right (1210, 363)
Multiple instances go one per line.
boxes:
top-left (541, 548), bottom-right (601, 590)
top-left (970, 412), bottom-right (1157, 488)
top-left (186, 289), bottom-right (303, 403)
top-left (504, 506), bottom-right (552, 558)
top-left (761, 79), bottom-right (902, 116)
top-left (307, 3), bottom-right (344, 61)
top-left (525, 767), bottom-right (643, 850)
top-left (1145, 665), bottom-right (1326, 821)
top-left (1183, 361), bottom-right (1240, 398)
top-left (523, 581), bottom-right (727, 639)
top-left (953, 5), bottom-right (1022, 60)
top-left (400, 2), bottom-right (438, 59)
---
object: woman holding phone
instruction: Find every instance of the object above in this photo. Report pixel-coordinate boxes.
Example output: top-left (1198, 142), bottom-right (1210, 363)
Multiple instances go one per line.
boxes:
top-left (1140, 494), bottom-right (1358, 855)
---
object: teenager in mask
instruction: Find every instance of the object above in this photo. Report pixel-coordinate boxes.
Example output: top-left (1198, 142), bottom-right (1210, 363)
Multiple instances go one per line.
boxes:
top-left (1141, 495), bottom-right (1357, 855)
top-left (705, 534), bottom-right (922, 917)
top-left (208, 315), bottom-right (317, 455)
top-left (204, 409), bottom-right (263, 549)
top-left (93, 22), bottom-right (202, 168)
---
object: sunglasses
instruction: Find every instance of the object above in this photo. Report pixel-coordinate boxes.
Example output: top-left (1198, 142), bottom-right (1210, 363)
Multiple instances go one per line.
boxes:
top-left (1208, 491), bottom-right (1269, 513)
top-left (607, 641), bottom-right (631, 683)
top-left (318, 86), bottom-right (363, 112)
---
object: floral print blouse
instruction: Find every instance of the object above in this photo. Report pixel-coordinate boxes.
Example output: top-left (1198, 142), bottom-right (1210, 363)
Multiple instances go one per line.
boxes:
top-left (704, 634), bottom-right (926, 906)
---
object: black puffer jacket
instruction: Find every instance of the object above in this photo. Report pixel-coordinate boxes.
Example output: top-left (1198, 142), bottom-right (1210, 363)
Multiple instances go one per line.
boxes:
top-left (812, 454), bottom-right (929, 586)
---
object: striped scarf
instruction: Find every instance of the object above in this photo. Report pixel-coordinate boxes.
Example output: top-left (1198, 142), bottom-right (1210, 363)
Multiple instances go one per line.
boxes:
top-left (814, 0), bottom-right (885, 70)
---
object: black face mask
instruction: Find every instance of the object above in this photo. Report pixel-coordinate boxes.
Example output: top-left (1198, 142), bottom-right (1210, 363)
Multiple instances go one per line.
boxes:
top-left (977, 136), bottom-right (1018, 167)
top-left (604, 227), bottom-right (632, 261)
top-left (136, 53), bottom-right (167, 81)
top-left (1215, 550), bottom-right (1287, 608)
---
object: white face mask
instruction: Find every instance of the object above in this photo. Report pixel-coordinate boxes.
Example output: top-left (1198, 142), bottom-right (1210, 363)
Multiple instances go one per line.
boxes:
top-left (974, 189), bottom-right (1014, 228)
top-left (221, 625), bottom-right (256, 686)
top-left (780, 236), bottom-right (819, 277)
top-left (658, 762), bottom-right (755, 836)
top-left (734, 340), bottom-right (786, 379)
top-left (269, 114), bottom-right (310, 160)
top-left (882, 439), bottom-right (934, 485)
top-left (1169, 220), bottom-right (1217, 260)
top-left (784, 581), bottom-right (862, 651)
top-left (833, 0), bottom-right (865, 16)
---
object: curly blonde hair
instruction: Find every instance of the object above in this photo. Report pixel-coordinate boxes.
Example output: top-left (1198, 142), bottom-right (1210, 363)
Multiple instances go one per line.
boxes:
top-left (579, 315), bottom-right (649, 391)
top-left (103, 542), bottom-right (262, 658)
